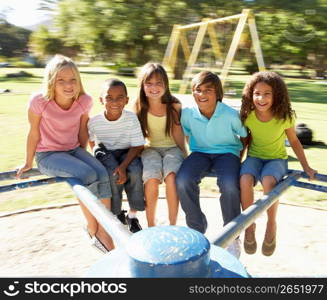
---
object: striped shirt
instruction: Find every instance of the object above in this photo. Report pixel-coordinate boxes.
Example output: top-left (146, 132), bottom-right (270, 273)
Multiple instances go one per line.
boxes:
top-left (88, 110), bottom-right (145, 150)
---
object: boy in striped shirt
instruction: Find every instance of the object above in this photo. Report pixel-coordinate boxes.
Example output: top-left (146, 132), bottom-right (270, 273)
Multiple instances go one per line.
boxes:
top-left (88, 78), bottom-right (145, 233)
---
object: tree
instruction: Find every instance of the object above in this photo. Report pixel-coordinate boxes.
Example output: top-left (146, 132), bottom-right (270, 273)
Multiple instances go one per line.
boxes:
top-left (0, 19), bottom-right (31, 57)
top-left (29, 0), bottom-right (326, 77)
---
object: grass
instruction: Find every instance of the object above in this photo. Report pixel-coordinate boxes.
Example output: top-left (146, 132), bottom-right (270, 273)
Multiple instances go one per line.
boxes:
top-left (0, 66), bottom-right (326, 212)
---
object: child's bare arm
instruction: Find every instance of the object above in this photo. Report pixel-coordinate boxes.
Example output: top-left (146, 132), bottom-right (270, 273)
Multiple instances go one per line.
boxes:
top-left (88, 140), bottom-right (95, 151)
top-left (286, 127), bottom-right (317, 180)
top-left (240, 130), bottom-right (251, 161)
top-left (172, 124), bottom-right (188, 157)
top-left (171, 103), bottom-right (188, 157)
top-left (16, 110), bottom-right (41, 178)
top-left (79, 114), bottom-right (89, 149)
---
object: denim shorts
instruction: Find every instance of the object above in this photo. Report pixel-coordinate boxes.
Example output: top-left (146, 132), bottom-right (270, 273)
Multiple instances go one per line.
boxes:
top-left (141, 146), bottom-right (184, 183)
top-left (240, 156), bottom-right (288, 184)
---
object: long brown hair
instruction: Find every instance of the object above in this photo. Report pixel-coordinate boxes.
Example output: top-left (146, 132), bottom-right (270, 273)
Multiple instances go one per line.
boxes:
top-left (134, 62), bottom-right (180, 137)
top-left (240, 71), bottom-right (294, 124)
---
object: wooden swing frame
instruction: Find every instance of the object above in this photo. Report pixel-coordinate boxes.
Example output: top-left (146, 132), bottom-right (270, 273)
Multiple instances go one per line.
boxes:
top-left (162, 9), bottom-right (266, 93)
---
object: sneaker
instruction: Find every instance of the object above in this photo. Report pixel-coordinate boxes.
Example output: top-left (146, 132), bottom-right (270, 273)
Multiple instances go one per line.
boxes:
top-left (117, 210), bottom-right (127, 225)
top-left (226, 238), bottom-right (241, 259)
top-left (126, 216), bottom-right (142, 233)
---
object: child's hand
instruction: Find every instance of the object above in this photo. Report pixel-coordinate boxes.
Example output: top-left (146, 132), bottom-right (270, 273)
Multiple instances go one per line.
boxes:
top-left (113, 166), bottom-right (127, 184)
top-left (16, 163), bottom-right (32, 179)
top-left (304, 167), bottom-right (317, 181)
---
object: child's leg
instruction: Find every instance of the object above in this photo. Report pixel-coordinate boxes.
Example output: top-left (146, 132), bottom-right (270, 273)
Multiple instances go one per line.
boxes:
top-left (141, 148), bottom-right (163, 227)
top-left (240, 174), bottom-right (255, 211)
top-left (124, 156), bottom-right (145, 215)
top-left (240, 174), bottom-right (256, 232)
top-left (74, 147), bottom-right (112, 199)
top-left (260, 159), bottom-right (287, 255)
top-left (95, 149), bottom-right (124, 215)
top-left (262, 175), bottom-right (278, 241)
top-left (144, 179), bottom-right (160, 227)
top-left (239, 156), bottom-right (262, 229)
top-left (95, 197), bottom-right (115, 250)
top-left (164, 173), bottom-right (179, 225)
top-left (122, 156), bottom-right (144, 232)
top-left (79, 197), bottom-right (114, 250)
top-left (36, 149), bottom-right (114, 250)
top-left (240, 173), bottom-right (257, 254)
top-left (212, 153), bottom-right (241, 226)
top-left (176, 152), bottom-right (211, 234)
top-left (162, 147), bottom-right (184, 225)
top-left (78, 199), bottom-right (98, 236)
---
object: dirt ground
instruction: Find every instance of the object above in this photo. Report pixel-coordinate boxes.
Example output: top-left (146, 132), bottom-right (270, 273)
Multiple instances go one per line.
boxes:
top-left (1, 196), bottom-right (326, 278)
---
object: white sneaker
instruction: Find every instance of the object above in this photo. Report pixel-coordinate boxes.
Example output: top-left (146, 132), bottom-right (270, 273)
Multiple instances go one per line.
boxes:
top-left (226, 238), bottom-right (241, 259)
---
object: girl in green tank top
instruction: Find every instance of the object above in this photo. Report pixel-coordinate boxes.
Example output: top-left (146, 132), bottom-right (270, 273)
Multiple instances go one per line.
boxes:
top-left (240, 71), bottom-right (316, 256)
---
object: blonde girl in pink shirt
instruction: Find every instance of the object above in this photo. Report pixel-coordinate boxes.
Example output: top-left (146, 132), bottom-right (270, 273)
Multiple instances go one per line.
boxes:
top-left (16, 55), bottom-right (113, 253)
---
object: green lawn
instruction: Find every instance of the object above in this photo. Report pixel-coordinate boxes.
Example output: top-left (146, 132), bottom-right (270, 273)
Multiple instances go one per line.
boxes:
top-left (0, 67), bottom-right (326, 212)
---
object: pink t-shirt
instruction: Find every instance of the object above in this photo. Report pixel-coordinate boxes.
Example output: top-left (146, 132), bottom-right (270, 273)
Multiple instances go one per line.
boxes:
top-left (29, 93), bottom-right (93, 152)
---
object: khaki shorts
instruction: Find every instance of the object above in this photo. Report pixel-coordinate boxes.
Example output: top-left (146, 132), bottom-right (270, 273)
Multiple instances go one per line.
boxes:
top-left (141, 146), bottom-right (184, 183)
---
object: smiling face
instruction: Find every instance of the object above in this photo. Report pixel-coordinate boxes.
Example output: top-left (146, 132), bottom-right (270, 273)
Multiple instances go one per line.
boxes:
top-left (54, 67), bottom-right (78, 102)
top-left (252, 81), bottom-right (273, 114)
top-left (192, 82), bottom-right (218, 117)
top-left (101, 85), bottom-right (129, 121)
top-left (143, 74), bottom-right (166, 101)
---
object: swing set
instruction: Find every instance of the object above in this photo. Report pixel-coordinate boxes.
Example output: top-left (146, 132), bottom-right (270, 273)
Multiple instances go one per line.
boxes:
top-left (162, 9), bottom-right (265, 93)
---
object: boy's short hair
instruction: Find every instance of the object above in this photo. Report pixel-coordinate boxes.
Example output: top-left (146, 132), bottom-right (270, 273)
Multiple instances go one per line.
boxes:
top-left (191, 71), bottom-right (223, 102)
top-left (102, 78), bottom-right (128, 96)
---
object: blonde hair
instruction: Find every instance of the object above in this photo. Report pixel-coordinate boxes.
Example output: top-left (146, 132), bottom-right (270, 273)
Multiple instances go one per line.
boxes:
top-left (42, 54), bottom-right (85, 101)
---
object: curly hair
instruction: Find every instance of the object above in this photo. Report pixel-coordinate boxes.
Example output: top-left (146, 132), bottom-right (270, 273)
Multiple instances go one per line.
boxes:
top-left (134, 62), bottom-right (180, 137)
top-left (240, 71), bottom-right (294, 124)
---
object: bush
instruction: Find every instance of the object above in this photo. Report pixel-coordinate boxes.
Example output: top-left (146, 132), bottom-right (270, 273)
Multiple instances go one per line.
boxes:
top-left (11, 61), bottom-right (34, 68)
top-left (5, 71), bottom-right (33, 78)
top-left (106, 61), bottom-right (137, 77)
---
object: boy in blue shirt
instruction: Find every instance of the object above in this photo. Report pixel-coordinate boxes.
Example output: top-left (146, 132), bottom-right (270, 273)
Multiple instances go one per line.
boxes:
top-left (176, 71), bottom-right (247, 257)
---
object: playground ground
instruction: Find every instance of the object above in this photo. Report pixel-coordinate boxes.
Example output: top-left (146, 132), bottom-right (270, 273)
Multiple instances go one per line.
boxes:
top-left (1, 191), bottom-right (326, 278)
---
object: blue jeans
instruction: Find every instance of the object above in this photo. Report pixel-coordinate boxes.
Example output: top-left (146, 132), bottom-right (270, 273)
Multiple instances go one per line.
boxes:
top-left (35, 147), bottom-right (111, 199)
top-left (95, 149), bottom-right (145, 215)
top-left (176, 152), bottom-right (241, 233)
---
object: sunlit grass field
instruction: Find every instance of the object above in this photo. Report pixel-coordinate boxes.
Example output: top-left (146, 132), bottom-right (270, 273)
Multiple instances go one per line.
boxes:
top-left (0, 67), bottom-right (326, 212)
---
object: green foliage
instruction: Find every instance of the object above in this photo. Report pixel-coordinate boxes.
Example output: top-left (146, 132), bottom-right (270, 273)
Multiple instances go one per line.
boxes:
top-left (106, 61), bottom-right (138, 76)
top-left (29, 26), bottom-right (79, 59)
top-left (2, 0), bottom-right (326, 77)
top-left (0, 19), bottom-right (31, 57)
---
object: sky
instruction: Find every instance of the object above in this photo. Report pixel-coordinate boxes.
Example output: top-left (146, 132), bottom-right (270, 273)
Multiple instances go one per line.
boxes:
top-left (0, 0), bottom-right (50, 28)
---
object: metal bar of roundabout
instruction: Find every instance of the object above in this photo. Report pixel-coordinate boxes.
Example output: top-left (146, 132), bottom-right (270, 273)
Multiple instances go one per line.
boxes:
top-left (1, 168), bottom-right (326, 278)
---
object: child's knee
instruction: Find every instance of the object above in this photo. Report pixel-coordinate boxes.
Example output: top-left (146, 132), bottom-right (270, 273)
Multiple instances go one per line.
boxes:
top-left (164, 172), bottom-right (176, 183)
top-left (176, 171), bottom-right (193, 189)
top-left (262, 176), bottom-right (277, 190)
top-left (240, 174), bottom-right (254, 187)
top-left (81, 169), bottom-right (98, 185)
